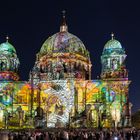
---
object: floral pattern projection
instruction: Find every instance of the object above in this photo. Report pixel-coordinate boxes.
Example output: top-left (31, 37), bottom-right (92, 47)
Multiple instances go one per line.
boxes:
top-left (74, 80), bottom-right (128, 128)
top-left (0, 82), bottom-right (30, 128)
top-left (32, 80), bottom-right (75, 127)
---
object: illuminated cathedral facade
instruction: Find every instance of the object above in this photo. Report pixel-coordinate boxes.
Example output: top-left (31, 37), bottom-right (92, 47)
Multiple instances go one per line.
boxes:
top-left (0, 14), bottom-right (131, 129)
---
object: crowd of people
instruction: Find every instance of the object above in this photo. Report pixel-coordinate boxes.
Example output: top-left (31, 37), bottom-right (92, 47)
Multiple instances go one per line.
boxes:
top-left (0, 128), bottom-right (139, 140)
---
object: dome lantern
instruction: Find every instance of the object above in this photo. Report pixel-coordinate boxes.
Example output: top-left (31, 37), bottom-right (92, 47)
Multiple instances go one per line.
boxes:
top-left (60, 10), bottom-right (68, 32)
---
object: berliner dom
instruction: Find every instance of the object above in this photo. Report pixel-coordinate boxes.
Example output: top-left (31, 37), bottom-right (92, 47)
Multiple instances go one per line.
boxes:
top-left (0, 13), bottom-right (131, 129)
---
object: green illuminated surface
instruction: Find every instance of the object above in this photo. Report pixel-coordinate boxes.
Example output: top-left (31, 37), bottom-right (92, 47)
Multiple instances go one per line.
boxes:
top-left (104, 39), bottom-right (122, 49)
top-left (40, 32), bottom-right (90, 58)
top-left (0, 42), bottom-right (16, 55)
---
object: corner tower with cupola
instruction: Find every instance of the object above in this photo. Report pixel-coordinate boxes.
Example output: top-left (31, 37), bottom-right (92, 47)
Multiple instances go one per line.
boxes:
top-left (100, 33), bottom-right (131, 127)
top-left (101, 33), bottom-right (128, 80)
top-left (0, 37), bottom-right (20, 81)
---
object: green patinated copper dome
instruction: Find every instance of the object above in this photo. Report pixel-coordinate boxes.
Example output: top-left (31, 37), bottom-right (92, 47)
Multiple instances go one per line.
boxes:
top-left (39, 31), bottom-right (89, 58)
top-left (0, 41), bottom-right (16, 55)
top-left (103, 34), bottom-right (125, 55)
top-left (0, 37), bottom-right (20, 81)
top-left (104, 39), bottom-right (122, 50)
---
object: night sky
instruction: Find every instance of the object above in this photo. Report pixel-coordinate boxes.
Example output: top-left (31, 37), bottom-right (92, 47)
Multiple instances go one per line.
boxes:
top-left (0, 0), bottom-right (140, 112)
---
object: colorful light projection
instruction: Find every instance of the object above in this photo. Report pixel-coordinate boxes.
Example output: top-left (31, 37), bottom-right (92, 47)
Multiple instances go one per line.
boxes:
top-left (101, 34), bottom-right (128, 80)
top-left (0, 71), bottom-right (19, 81)
top-left (40, 32), bottom-right (89, 58)
top-left (37, 80), bottom-right (75, 127)
top-left (74, 80), bottom-right (128, 127)
top-left (0, 79), bottom-right (129, 128)
top-left (0, 24), bottom-right (130, 128)
top-left (0, 82), bottom-right (31, 128)
top-left (34, 30), bottom-right (91, 82)
top-left (0, 82), bottom-right (30, 108)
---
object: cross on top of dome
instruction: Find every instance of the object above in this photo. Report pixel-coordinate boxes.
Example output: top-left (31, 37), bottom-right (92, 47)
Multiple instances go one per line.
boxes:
top-left (111, 32), bottom-right (114, 40)
top-left (6, 35), bottom-right (9, 42)
top-left (62, 10), bottom-right (66, 18)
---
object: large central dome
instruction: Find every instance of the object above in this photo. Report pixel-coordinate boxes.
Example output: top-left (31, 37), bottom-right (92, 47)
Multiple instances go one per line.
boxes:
top-left (32, 13), bottom-right (92, 81)
top-left (40, 31), bottom-right (89, 58)
top-left (39, 11), bottom-right (89, 58)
